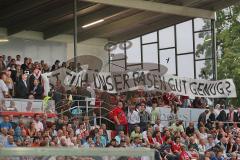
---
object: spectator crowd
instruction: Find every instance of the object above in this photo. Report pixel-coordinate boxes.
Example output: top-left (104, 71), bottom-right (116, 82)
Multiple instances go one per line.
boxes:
top-left (0, 54), bottom-right (239, 160)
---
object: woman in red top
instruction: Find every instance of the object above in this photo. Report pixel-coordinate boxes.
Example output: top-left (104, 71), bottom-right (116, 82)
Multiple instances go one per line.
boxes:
top-left (146, 131), bottom-right (154, 146)
top-left (153, 131), bottom-right (163, 146)
top-left (179, 145), bottom-right (190, 160)
top-left (171, 137), bottom-right (182, 155)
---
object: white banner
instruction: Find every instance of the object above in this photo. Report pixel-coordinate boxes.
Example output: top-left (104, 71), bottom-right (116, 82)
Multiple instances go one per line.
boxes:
top-left (43, 69), bottom-right (237, 98)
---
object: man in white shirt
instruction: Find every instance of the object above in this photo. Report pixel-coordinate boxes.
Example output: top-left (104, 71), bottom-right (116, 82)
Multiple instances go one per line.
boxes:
top-left (33, 114), bottom-right (44, 132)
top-left (0, 72), bottom-right (9, 100)
top-left (127, 104), bottom-right (140, 133)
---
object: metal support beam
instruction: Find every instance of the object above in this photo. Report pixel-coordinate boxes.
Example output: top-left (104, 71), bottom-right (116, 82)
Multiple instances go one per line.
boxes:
top-left (211, 19), bottom-right (217, 80)
top-left (43, 6), bottom-right (125, 39)
top-left (0, 0), bottom-right (51, 20)
top-left (73, 0), bottom-right (78, 72)
top-left (7, 2), bottom-right (94, 35)
top-left (80, 0), bottom-right (215, 19)
top-left (77, 11), bottom-right (163, 42)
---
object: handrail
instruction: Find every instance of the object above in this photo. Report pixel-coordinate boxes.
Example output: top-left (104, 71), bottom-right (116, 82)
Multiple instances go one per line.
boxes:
top-left (2, 98), bottom-right (55, 113)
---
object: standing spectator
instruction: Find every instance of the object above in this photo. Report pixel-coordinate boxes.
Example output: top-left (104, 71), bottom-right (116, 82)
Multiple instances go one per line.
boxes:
top-left (29, 65), bottom-right (42, 92)
top-left (0, 72), bottom-right (9, 99)
top-left (6, 56), bottom-right (12, 67)
top-left (16, 74), bottom-right (29, 99)
top-left (209, 108), bottom-right (216, 122)
top-left (150, 101), bottom-right (159, 125)
top-left (198, 110), bottom-right (209, 128)
top-left (2, 55), bottom-right (6, 66)
top-left (227, 106), bottom-right (235, 125)
top-left (112, 101), bottom-right (127, 133)
top-left (216, 107), bottom-right (227, 122)
top-left (0, 56), bottom-right (6, 72)
top-left (21, 57), bottom-right (29, 73)
top-left (138, 102), bottom-right (150, 132)
top-left (51, 60), bottom-right (60, 71)
top-left (31, 79), bottom-right (43, 99)
top-left (5, 69), bottom-right (14, 96)
top-left (16, 55), bottom-right (22, 66)
top-left (42, 63), bottom-right (50, 73)
top-left (127, 104), bottom-right (140, 134)
top-left (53, 79), bottom-right (65, 105)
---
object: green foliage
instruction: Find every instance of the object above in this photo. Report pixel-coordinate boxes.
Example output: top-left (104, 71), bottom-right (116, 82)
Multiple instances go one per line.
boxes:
top-left (196, 4), bottom-right (240, 104)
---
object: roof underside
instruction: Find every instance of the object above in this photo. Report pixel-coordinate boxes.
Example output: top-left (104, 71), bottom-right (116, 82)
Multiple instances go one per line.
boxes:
top-left (0, 0), bottom-right (239, 42)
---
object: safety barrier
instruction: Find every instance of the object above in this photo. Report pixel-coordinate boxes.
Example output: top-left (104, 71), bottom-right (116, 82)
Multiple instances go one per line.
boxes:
top-left (0, 98), bottom-right (55, 113)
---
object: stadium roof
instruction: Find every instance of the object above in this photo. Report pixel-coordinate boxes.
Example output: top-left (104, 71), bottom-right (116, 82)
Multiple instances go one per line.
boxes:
top-left (0, 0), bottom-right (239, 42)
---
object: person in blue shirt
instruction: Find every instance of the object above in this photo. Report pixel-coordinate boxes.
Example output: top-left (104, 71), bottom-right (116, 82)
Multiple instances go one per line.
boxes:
top-left (83, 136), bottom-right (94, 148)
top-left (4, 135), bottom-right (16, 147)
top-left (0, 128), bottom-right (8, 146)
top-left (0, 115), bottom-right (12, 130)
top-left (94, 129), bottom-right (107, 147)
top-left (211, 150), bottom-right (224, 160)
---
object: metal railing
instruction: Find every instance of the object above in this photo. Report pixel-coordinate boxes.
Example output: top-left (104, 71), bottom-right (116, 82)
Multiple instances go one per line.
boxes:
top-left (1, 98), bottom-right (55, 113)
top-left (57, 98), bottom-right (114, 126)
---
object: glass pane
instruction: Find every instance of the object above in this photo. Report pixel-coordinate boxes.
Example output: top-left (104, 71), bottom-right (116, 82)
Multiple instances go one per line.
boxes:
top-left (127, 65), bottom-right (142, 71)
top-left (159, 26), bottom-right (175, 49)
top-left (142, 31), bottom-right (157, 44)
top-left (109, 42), bottom-right (125, 60)
top-left (195, 31), bottom-right (212, 60)
top-left (142, 43), bottom-right (158, 70)
top-left (110, 60), bottom-right (125, 72)
top-left (126, 37), bottom-right (141, 64)
top-left (176, 20), bottom-right (193, 53)
top-left (194, 18), bottom-right (211, 32)
top-left (160, 49), bottom-right (176, 75)
top-left (177, 54), bottom-right (194, 78)
top-left (196, 59), bottom-right (213, 80)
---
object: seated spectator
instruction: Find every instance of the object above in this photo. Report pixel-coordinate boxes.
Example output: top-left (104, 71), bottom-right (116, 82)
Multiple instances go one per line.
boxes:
top-left (0, 128), bottom-right (8, 146)
top-left (153, 118), bottom-right (163, 132)
top-left (0, 115), bottom-right (12, 130)
top-left (169, 120), bottom-right (184, 133)
top-left (210, 149), bottom-right (224, 160)
top-left (33, 114), bottom-right (43, 132)
top-left (115, 130), bottom-right (125, 145)
top-left (130, 125), bottom-right (143, 140)
top-left (4, 135), bottom-right (16, 147)
top-left (186, 121), bottom-right (195, 137)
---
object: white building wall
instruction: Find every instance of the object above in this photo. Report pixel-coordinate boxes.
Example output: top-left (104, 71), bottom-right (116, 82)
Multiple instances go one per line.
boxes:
top-left (0, 37), bottom-right (67, 65)
top-left (67, 38), bottom-right (109, 72)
